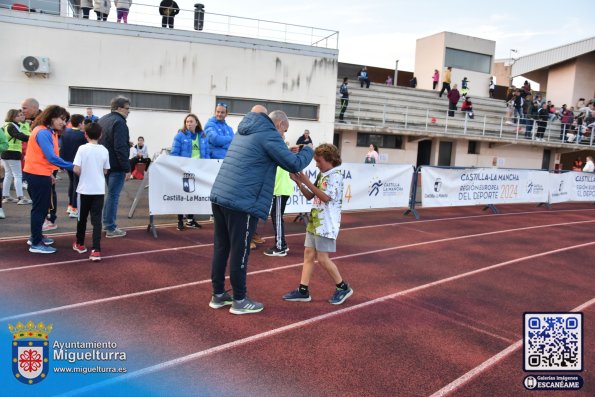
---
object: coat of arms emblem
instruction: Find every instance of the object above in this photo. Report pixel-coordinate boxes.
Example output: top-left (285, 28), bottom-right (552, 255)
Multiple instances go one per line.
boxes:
top-left (9, 321), bottom-right (52, 385)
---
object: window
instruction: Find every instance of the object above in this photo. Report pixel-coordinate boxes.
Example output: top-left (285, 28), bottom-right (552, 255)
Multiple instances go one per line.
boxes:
top-left (356, 133), bottom-right (403, 149)
top-left (216, 97), bottom-right (319, 120)
top-left (468, 141), bottom-right (479, 154)
top-left (445, 48), bottom-right (492, 74)
top-left (69, 87), bottom-right (191, 112)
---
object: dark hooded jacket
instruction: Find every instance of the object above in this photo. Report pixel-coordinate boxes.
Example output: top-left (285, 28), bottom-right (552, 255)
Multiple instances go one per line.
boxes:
top-left (210, 112), bottom-right (313, 219)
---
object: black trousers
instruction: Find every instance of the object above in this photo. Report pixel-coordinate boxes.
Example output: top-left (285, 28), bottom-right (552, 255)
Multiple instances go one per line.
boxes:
top-left (162, 16), bottom-right (175, 28)
top-left (67, 170), bottom-right (79, 208)
top-left (270, 195), bottom-right (289, 250)
top-left (439, 82), bottom-right (451, 97)
top-left (130, 157), bottom-right (151, 171)
top-left (211, 203), bottom-right (259, 301)
top-left (448, 102), bottom-right (457, 117)
top-left (339, 98), bottom-right (348, 120)
top-left (77, 194), bottom-right (104, 251)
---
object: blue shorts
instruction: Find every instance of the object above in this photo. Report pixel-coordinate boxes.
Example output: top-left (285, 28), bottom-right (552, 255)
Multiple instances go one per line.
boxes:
top-left (304, 232), bottom-right (336, 252)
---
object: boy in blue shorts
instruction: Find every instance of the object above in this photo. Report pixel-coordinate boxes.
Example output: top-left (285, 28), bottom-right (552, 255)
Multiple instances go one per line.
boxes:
top-left (282, 143), bottom-right (353, 305)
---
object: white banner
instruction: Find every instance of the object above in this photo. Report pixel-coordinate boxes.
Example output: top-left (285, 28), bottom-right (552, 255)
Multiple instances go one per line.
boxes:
top-left (549, 172), bottom-right (595, 203)
top-left (421, 167), bottom-right (550, 208)
top-left (148, 155), bottom-right (414, 215)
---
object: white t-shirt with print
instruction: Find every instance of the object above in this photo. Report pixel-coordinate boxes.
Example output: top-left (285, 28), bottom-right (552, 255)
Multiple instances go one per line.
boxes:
top-left (74, 143), bottom-right (110, 195)
top-left (306, 167), bottom-right (343, 239)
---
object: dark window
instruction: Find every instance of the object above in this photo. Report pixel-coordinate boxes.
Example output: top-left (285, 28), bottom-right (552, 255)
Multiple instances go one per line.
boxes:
top-left (356, 133), bottom-right (402, 149)
top-left (216, 97), bottom-right (319, 120)
top-left (69, 87), bottom-right (191, 112)
top-left (445, 48), bottom-right (492, 74)
top-left (468, 141), bottom-right (479, 154)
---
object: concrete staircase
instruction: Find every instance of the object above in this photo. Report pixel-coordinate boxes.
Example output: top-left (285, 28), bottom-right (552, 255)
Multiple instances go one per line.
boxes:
top-left (335, 80), bottom-right (592, 148)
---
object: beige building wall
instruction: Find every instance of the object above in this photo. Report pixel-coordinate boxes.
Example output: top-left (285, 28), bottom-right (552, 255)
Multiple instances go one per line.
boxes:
top-left (546, 60), bottom-right (577, 107)
top-left (0, 11), bottom-right (338, 154)
top-left (415, 32), bottom-right (495, 98)
top-left (573, 52), bottom-right (595, 105)
top-left (415, 33), bottom-right (445, 91)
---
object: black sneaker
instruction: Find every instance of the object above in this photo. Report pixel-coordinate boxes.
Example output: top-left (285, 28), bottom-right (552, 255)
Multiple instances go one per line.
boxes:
top-left (263, 246), bottom-right (287, 257)
top-left (185, 220), bottom-right (202, 229)
top-left (177, 221), bottom-right (185, 231)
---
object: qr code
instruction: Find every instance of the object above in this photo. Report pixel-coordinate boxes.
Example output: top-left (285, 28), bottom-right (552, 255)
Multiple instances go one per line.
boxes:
top-left (524, 313), bottom-right (582, 371)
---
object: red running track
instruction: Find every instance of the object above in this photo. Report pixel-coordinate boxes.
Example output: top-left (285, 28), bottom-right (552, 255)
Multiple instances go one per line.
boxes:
top-left (0, 203), bottom-right (593, 396)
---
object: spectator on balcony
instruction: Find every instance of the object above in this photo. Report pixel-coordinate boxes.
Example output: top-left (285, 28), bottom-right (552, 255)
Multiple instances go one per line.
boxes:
top-left (513, 90), bottom-right (525, 127)
top-left (159, 0), bottom-right (180, 29)
top-left (357, 66), bottom-right (370, 88)
top-left (576, 98), bottom-right (586, 109)
top-left (559, 106), bottom-right (574, 141)
top-left (80, 0), bottom-right (93, 18)
top-left (572, 157), bottom-right (583, 171)
top-left (115, 0), bottom-right (132, 23)
top-left (525, 95), bottom-right (539, 139)
top-left (489, 77), bottom-right (495, 98)
top-left (439, 67), bottom-right (452, 98)
top-left (93, 0), bottom-right (111, 21)
top-left (447, 84), bottom-right (460, 117)
top-left (536, 102), bottom-right (549, 141)
top-left (385, 75), bottom-right (393, 86)
top-left (432, 69), bottom-right (439, 90)
top-left (521, 80), bottom-right (531, 98)
top-left (461, 97), bottom-right (474, 119)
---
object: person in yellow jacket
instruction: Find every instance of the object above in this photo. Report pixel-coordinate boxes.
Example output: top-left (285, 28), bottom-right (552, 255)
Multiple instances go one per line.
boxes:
top-left (264, 142), bottom-right (303, 257)
top-left (23, 106), bottom-right (74, 254)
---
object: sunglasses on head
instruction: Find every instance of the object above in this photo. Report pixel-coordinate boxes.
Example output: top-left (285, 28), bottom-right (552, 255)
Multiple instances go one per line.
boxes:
top-left (216, 103), bottom-right (228, 108)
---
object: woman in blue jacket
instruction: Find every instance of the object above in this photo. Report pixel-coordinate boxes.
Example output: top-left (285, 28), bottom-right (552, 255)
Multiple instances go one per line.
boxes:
top-left (170, 113), bottom-right (209, 230)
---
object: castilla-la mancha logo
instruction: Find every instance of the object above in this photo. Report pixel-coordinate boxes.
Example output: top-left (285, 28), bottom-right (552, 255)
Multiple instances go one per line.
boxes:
top-left (9, 321), bottom-right (53, 385)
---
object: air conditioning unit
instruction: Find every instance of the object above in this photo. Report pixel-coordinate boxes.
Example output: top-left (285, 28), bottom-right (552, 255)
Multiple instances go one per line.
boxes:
top-left (21, 56), bottom-right (50, 75)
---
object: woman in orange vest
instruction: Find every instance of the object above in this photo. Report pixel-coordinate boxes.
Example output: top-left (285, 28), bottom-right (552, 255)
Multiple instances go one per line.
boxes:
top-left (23, 106), bottom-right (74, 254)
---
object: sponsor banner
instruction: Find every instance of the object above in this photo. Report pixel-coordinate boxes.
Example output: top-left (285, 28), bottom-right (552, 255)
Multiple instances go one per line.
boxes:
top-left (421, 167), bottom-right (549, 208)
top-left (549, 172), bottom-right (595, 203)
top-left (149, 155), bottom-right (414, 215)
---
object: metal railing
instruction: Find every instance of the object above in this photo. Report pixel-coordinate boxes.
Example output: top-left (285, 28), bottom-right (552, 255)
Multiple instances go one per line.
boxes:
top-left (4, 1), bottom-right (338, 49)
top-left (337, 100), bottom-right (595, 147)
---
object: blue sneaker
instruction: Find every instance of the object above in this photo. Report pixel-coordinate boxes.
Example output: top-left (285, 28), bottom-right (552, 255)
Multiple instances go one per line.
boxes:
top-left (282, 288), bottom-right (311, 302)
top-left (329, 286), bottom-right (353, 305)
top-left (27, 236), bottom-right (54, 246)
top-left (29, 244), bottom-right (57, 254)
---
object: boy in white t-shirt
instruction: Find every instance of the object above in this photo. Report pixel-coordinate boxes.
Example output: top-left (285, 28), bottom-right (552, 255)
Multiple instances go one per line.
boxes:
top-left (72, 122), bottom-right (110, 261)
top-left (282, 143), bottom-right (353, 305)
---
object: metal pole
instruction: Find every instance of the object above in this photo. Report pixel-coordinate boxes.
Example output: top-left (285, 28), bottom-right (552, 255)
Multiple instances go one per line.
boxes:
top-left (482, 115), bottom-right (486, 135)
top-left (394, 60), bottom-right (399, 87)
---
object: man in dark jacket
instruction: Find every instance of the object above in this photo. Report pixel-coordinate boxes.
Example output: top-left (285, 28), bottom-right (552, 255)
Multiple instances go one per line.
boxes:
top-left (159, 0), bottom-right (179, 28)
top-left (209, 106), bottom-right (313, 315)
top-left (98, 96), bottom-right (131, 238)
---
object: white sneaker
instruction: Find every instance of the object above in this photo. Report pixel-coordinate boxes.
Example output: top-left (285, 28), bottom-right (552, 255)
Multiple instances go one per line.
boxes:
top-left (17, 198), bottom-right (32, 205)
top-left (0, 208), bottom-right (5, 219)
top-left (42, 220), bottom-right (58, 231)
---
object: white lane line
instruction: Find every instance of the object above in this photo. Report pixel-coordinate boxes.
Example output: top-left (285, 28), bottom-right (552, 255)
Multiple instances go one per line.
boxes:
top-left (55, 241), bottom-right (595, 397)
top-left (2, 207), bottom-right (593, 243)
top-left (2, 215), bottom-right (594, 274)
top-left (2, 220), bottom-right (594, 321)
top-left (429, 297), bottom-right (595, 397)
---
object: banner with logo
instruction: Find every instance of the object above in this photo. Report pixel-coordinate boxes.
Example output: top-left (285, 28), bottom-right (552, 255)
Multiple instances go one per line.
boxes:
top-left (148, 155), bottom-right (415, 215)
top-left (420, 167), bottom-right (549, 208)
top-left (549, 172), bottom-right (595, 203)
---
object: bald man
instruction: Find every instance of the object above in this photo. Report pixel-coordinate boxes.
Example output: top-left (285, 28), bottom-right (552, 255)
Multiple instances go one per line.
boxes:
top-left (209, 109), bottom-right (313, 315)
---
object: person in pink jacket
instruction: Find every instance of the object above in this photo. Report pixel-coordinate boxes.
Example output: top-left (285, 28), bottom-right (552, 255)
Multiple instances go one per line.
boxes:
top-left (432, 69), bottom-right (440, 90)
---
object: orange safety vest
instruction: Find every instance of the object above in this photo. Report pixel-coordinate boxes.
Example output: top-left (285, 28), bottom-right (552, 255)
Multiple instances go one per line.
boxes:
top-left (23, 126), bottom-right (60, 176)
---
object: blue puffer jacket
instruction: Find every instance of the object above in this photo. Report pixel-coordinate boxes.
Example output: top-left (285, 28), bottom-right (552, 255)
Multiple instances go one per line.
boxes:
top-left (210, 112), bottom-right (313, 219)
top-left (204, 116), bottom-right (234, 159)
top-left (170, 130), bottom-right (210, 159)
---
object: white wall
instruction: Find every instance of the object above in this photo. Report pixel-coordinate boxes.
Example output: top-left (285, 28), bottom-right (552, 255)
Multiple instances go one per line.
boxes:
top-left (0, 10), bottom-right (338, 155)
